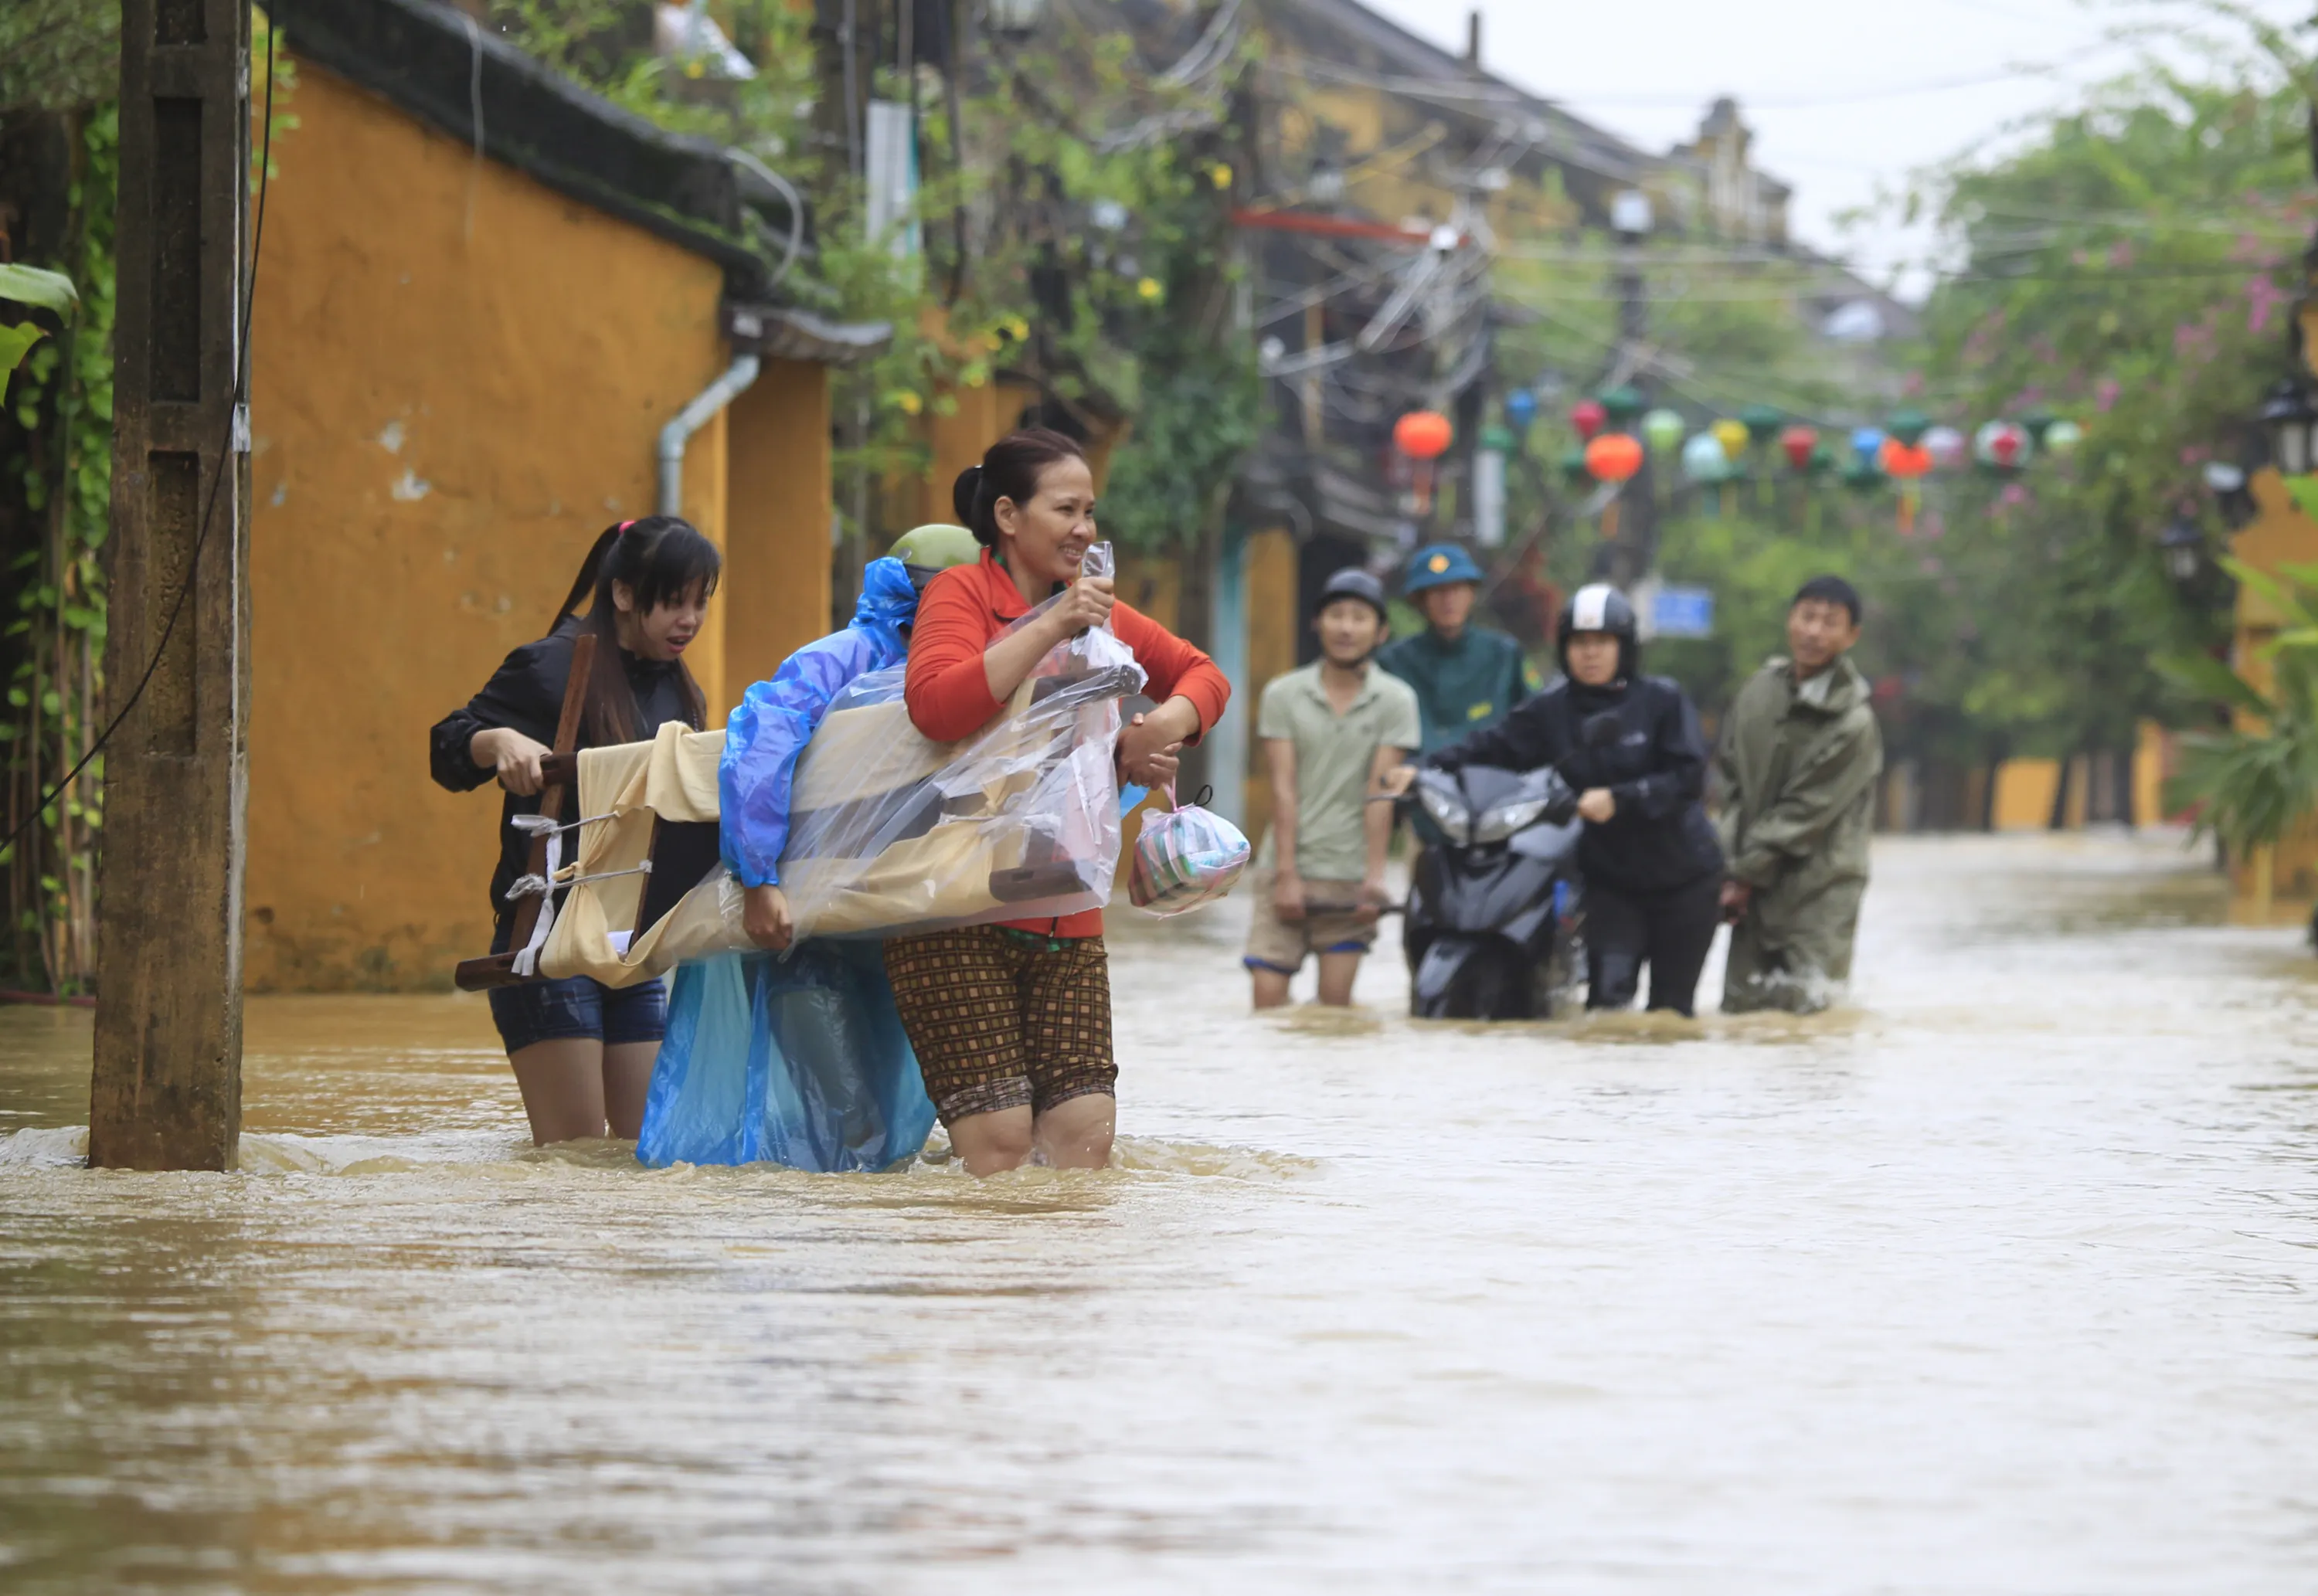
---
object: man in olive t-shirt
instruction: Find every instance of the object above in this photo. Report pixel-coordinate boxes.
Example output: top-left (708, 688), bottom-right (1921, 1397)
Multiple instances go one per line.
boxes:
top-left (1246, 569), bottom-right (1423, 1009)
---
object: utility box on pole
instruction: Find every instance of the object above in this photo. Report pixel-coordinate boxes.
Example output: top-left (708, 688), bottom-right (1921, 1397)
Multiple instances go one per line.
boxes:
top-left (90, 0), bottom-right (253, 1170)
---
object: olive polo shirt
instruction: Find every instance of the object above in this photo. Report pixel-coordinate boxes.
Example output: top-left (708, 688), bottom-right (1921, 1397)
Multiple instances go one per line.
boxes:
top-left (1255, 660), bottom-right (1422, 881)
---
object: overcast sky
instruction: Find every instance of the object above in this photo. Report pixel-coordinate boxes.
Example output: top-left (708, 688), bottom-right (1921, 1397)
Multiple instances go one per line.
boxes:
top-left (1358, 0), bottom-right (2310, 293)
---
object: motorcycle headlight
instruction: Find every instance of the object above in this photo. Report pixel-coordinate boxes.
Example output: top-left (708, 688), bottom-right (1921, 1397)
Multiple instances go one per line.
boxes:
top-left (1473, 797), bottom-right (1548, 844)
top-left (1417, 781), bottom-right (1472, 847)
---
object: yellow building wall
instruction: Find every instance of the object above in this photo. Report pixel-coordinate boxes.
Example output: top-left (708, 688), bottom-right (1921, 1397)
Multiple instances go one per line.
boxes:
top-left (2222, 466), bottom-right (2318, 917)
top-left (245, 63), bottom-right (740, 990)
top-left (1241, 528), bottom-right (1301, 847)
top-left (725, 362), bottom-right (834, 694)
top-left (1990, 759), bottom-right (2059, 832)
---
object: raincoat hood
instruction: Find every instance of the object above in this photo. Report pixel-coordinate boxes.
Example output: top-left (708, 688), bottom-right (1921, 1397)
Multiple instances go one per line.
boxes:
top-left (854, 557), bottom-right (920, 643)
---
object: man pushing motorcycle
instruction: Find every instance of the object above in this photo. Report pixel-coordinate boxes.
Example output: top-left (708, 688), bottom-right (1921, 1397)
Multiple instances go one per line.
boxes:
top-left (1384, 584), bottom-right (1725, 1017)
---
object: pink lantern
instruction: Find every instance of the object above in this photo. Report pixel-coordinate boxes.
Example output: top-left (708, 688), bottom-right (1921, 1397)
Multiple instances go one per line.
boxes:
top-left (1569, 398), bottom-right (1607, 443)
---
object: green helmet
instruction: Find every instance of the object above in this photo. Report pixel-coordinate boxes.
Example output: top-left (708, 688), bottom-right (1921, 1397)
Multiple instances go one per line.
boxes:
top-left (889, 523), bottom-right (982, 591)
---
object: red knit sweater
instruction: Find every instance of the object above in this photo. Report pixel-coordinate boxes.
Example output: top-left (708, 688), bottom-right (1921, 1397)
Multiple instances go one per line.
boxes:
top-left (904, 552), bottom-right (1232, 937)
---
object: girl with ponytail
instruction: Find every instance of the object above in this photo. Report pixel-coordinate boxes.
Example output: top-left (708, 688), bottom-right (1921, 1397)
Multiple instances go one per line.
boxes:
top-left (429, 516), bottom-right (722, 1145)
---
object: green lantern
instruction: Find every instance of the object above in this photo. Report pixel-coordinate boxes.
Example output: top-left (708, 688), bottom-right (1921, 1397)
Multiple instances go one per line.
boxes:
top-left (1641, 407), bottom-right (1685, 457)
top-left (1808, 443), bottom-right (1837, 477)
top-left (2018, 406), bottom-right (2058, 445)
top-left (1558, 446), bottom-right (1591, 486)
top-left (1598, 384), bottom-right (1645, 426)
top-left (1840, 459), bottom-right (1885, 494)
top-left (1886, 407), bottom-right (1931, 448)
top-left (1739, 403), bottom-right (1783, 445)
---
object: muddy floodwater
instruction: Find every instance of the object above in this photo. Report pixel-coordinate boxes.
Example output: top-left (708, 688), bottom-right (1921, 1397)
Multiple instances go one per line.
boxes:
top-left (5, 834), bottom-right (2318, 1593)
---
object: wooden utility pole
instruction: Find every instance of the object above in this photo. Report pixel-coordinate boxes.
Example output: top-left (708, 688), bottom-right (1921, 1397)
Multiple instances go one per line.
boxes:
top-left (89, 0), bottom-right (253, 1170)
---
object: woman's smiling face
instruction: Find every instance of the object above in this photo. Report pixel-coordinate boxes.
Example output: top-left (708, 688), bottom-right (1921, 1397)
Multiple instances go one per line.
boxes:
top-left (993, 456), bottom-right (1098, 586)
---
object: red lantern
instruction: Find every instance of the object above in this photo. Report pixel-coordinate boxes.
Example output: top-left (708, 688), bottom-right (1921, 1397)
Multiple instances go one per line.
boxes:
top-left (1585, 432), bottom-right (1643, 484)
top-left (1569, 399), bottom-right (1607, 443)
top-left (1394, 409), bottom-right (1453, 461)
top-left (1779, 424), bottom-right (1819, 473)
top-left (1878, 438), bottom-right (1934, 480)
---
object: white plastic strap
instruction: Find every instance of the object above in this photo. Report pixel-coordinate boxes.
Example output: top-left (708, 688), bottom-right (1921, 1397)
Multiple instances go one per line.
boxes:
top-left (512, 830), bottom-right (563, 977)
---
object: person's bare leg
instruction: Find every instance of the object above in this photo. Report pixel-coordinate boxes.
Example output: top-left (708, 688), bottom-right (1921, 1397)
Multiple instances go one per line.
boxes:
top-left (947, 1105), bottom-right (1036, 1176)
top-left (1249, 967), bottom-right (1294, 1009)
top-left (601, 1041), bottom-right (658, 1140)
top-left (508, 1038), bottom-right (608, 1145)
top-left (1035, 1094), bottom-right (1115, 1169)
top-left (1315, 952), bottom-right (1364, 1007)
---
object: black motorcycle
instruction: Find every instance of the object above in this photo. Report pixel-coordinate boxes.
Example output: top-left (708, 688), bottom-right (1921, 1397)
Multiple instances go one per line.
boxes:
top-left (1400, 764), bottom-right (1585, 1020)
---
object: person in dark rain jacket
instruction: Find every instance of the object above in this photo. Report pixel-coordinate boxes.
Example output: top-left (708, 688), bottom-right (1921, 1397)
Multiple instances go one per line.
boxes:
top-left (1388, 583), bottom-right (1725, 1016)
top-left (429, 516), bottom-right (721, 1145)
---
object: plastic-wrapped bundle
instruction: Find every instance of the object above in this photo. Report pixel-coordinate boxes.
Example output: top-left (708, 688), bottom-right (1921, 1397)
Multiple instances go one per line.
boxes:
top-left (776, 600), bottom-right (1146, 942)
top-left (534, 593), bottom-right (1145, 986)
top-left (1129, 788), bottom-right (1252, 916)
top-left (637, 941), bottom-right (934, 1171)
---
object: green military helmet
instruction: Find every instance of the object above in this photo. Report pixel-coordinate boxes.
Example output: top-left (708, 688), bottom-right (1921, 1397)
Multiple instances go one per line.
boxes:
top-left (888, 523), bottom-right (982, 592)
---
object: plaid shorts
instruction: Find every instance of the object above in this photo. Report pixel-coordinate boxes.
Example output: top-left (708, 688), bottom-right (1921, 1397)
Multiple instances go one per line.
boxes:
top-left (882, 926), bottom-right (1118, 1126)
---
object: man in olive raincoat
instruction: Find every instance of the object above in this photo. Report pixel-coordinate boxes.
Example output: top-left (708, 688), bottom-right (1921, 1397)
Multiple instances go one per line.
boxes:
top-left (1715, 576), bottom-right (1882, 1014)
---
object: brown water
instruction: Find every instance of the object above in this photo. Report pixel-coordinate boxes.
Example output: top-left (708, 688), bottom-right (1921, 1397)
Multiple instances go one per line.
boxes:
top-left (5, 834), bottom-right (2318, 1594)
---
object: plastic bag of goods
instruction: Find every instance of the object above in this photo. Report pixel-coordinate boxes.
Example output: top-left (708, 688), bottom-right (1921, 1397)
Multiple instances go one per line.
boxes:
top-left (1128, 786), bottom-right (1251, 916)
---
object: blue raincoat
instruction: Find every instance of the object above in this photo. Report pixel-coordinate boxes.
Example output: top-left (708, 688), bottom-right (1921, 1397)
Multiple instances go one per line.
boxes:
top-left (638, 559), bottom-right (937, 1172)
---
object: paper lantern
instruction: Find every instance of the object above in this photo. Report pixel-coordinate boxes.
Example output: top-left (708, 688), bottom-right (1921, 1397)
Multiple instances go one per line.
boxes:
top-left (1586, 432), bottom-right (1644, 484)
top-left (1710, 418), bottom-right (1749, 461)
top-left (1886, 407), bottom-right (1931, 447)
top-left (1922, 425), bottom-right (1966, 470)
top-left (2041, 419), bottom-right (2082, 457)
top-left (1973, 419), bottom-right (2031, 470)
top-left (1740, 403), bottom-right (1784, 444)
top-left (1558, 447), bottom-right (1591, 486)
top-left (1504, 389), bottom-right (1538, 432)
top-left (1778, 424), bottom-right (1820, 473)
top-left (1569, 398), bottom-right (1607, 442)
top-left (1682, 431), bottom-right (1732, 484)
top-left (1849, 426), bottom-right (1885, 464)
top-left (1840, 459), bottom-right (1885, 494)
top-left (1878, 438), bottom-right (1933, 480)
top-left (2018, 407), bottom-right (2058, 445)
top-left (1641, 407), bottom-right (1686, 455)
top-left (1598, 385), bottom-right (1645, 424)
top-left (1394, 409), bottom-right (1453, 460)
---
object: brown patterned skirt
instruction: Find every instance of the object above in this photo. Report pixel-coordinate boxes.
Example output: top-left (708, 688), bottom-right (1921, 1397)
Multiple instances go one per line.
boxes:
top-left (882, 926), bottom-right (1118, 1126)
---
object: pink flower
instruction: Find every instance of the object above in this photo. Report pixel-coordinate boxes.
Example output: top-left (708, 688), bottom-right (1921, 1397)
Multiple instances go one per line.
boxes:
top-left (2247, 273), bottom-right (2290, 334)
top-left (2000, 483), bottom-right (2030, 508)
top-left (2180, 443), bottom-right (2211, 466)
top-left (2108, 241), bottom-right (2135, 270)
top-left (2095, 377), bottom-right (2122, 413)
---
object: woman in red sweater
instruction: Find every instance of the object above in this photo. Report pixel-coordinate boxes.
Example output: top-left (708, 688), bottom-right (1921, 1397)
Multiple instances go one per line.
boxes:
top-left (890, 429), bottom-right (1231, 1175)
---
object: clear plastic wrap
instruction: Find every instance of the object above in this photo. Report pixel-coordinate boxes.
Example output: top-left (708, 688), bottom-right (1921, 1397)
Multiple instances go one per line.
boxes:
top-left (1129, 786), bottom-right (1252, 916)
top-left (636, 942), bottom-right (935, 1171)
top-left (538, 570), bottom-right (1145, 986)
top-left (776, 570), bottom-right (1146, 942)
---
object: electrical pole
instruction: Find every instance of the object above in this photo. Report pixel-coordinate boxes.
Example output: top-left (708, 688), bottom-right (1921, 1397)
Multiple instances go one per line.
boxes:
top-left (1604, 188), bottom-right (1654, 592)
top-left (89, 0), bottom-right (252, 1170)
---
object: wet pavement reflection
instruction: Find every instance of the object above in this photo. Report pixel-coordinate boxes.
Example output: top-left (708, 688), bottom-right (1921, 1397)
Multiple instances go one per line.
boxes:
top-left (5, 834), bottom-right (2318, 1593)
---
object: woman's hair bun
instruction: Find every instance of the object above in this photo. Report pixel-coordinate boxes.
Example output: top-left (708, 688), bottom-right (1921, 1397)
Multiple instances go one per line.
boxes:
top-left (952, 464), bottom-right (984, 528)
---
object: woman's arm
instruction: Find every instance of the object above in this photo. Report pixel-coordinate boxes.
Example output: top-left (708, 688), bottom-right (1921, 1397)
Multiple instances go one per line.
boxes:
top-left (903, 572), bottom-right (1114, 742)
top-left (428, 637), bottom-right (559, 795)
top-left (1606, 688), bottom-right (1709, 820)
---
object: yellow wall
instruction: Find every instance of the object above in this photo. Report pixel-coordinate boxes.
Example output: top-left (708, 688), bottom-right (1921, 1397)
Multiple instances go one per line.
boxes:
top-left (2224, 467), bottom-right (2318, 915)
top-left (725, 362), bottom-right (833, 694)
top-left (244, 63), bottom-right (822, 990)
top-left (1990, 759), bottom-right (2059, 832)
top-left (1241, 527), bottom-right (1300, 847)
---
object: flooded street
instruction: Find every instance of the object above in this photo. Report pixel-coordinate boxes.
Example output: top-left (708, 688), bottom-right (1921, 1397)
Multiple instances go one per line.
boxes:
top-left (5, 832), bottom-right (2318, 1592)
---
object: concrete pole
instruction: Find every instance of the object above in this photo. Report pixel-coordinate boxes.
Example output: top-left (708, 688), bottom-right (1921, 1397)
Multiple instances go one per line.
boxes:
top-left (89, 0), bottom-right (252, 1170)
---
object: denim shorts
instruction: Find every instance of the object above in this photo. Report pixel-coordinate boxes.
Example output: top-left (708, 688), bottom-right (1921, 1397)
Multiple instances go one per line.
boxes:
top-left (488, 973), bottom-right (668, 1055)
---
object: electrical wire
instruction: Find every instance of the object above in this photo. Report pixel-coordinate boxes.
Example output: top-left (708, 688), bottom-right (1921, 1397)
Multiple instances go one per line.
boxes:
top-left (4, 17), bottom-right (278, 862)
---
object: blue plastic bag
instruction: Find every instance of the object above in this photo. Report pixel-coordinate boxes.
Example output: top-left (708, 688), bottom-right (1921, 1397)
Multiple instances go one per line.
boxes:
top-left (637, 941), bottom-right (935, 1172)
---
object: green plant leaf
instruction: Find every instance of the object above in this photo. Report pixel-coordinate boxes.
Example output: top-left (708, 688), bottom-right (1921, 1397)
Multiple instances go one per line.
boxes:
top-left (2153, 650), bottom-right (2273, 718)
top-left (0, 321), bottom-right (45, 376)
top-left (0, 263), bottom-right (78, 318)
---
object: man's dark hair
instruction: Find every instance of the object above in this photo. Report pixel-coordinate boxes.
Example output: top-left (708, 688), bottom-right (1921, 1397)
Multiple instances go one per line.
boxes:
top-left (1790, 575), bottom-right (1862, 625)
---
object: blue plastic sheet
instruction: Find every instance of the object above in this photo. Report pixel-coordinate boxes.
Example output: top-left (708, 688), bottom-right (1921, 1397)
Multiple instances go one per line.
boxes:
top-left (637, 941), bottom-right (935, 1172)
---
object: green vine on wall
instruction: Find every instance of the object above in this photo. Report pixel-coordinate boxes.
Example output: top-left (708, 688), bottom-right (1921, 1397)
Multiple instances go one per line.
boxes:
top-left (2, 103), bottom-right (116, 993)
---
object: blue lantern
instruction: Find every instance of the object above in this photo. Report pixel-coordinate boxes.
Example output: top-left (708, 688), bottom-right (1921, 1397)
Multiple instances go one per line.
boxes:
top-left (1503, 388), bottom-right (1538, 433)
top-left (1850, 426), bottom-right (1885, 464)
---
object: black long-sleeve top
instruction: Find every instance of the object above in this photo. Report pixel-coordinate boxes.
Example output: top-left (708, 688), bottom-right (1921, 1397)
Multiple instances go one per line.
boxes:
top-left (1429, 674), bottom-right (1725, 893)
top-left (429, 618), bottom-right (698, 934)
